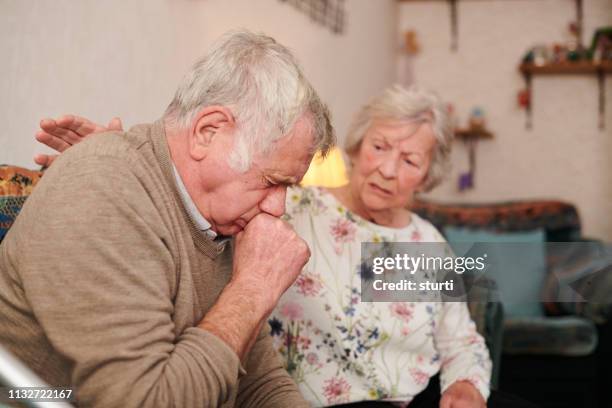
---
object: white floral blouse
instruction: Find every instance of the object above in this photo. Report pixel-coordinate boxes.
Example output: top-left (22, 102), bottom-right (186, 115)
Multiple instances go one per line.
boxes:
top-left (269, 186), bottom-right (491, 406)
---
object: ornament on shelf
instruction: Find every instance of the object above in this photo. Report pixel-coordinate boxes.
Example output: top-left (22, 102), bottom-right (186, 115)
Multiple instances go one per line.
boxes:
top-left (517, 89), bottom-right (530, 110)
top-left (454, 107), bottom-right (494, 192)
top-left (468, 107), bottom-right (486, 129)
top-left (397, 29), bottom-right (420, 86)
top-left (458, 173), bottom-right (473, 191)
top-left (403, 30), bottom-right (420, 56)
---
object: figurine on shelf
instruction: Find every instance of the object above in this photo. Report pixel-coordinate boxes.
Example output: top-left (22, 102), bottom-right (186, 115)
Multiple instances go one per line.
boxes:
top-left (523, 45), bottom-right (551, 66)
top-left (468, 107), bottom-right (486, 129)
top-left (552, 43), bottom-right (569, 63)
top-left (567, 21), bottom-right (588, 61)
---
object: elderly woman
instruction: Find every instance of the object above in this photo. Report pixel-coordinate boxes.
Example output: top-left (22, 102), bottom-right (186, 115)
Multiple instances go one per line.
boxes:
top-left (35, 86), bottom-right (535, 408)
top-left (268, 85), bottom-right (491, 407)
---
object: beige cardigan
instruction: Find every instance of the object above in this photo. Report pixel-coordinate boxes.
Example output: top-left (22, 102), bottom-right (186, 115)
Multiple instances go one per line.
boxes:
top-left (0, 121), bottom-right (307, 407)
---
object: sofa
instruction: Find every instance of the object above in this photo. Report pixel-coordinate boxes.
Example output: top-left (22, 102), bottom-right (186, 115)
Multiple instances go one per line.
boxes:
top-left (412, 199), bottom-right (612, 408)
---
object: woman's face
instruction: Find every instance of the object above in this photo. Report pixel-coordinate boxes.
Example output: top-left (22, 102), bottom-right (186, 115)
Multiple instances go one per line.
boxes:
top-left (349, 119), bottom-right (437, 213)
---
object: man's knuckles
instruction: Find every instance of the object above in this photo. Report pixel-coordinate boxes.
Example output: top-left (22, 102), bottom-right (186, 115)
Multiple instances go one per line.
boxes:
top-left (294, 237), bottom-right (310, 260)
top-left (245, 213), bottom-right (288, 234)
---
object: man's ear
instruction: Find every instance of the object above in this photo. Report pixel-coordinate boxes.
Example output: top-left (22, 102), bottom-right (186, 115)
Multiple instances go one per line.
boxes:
top-left (189, 106), bottom-right (235, 161)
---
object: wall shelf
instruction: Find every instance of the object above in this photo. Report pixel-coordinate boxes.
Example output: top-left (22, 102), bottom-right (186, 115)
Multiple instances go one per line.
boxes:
top-left (520, 61), bottom-right (611, 129)
top-left (455, 127), bottom-right (494, 140)
top-left (520, 61), bottom-right (612, 75)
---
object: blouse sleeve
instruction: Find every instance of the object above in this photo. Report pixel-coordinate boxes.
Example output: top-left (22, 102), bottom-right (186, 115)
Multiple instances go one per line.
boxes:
top-left (418, 215), bottom-right (492, 400)
top-left (435, 301), bottom-right (492, 400)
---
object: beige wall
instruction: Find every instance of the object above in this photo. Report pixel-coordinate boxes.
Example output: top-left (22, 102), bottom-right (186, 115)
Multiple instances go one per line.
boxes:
top-left (399, 0), bottom-right (612, 241)
top-left (0, 0), bottom-right (396, 167)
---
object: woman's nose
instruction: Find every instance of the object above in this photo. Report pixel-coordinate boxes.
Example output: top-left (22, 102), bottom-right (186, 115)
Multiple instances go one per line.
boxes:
top-left (378, 152), bottom-right (398, 179)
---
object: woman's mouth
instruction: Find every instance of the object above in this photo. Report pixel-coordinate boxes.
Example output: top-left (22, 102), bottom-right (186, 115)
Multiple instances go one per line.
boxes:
top-left (369, 183), bottom-right (392, 195)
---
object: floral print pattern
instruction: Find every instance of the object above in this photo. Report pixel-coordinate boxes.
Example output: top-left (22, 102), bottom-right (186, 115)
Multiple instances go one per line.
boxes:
top-left (323, 376), bottom-right (351, 404)
top-left (295, 272), bottom-right (324, 297)
top-left (389, 302), bottom-right (414, 323)
top-left (269, 186), bottom-right (491, 406)
top-left (330, 217), bottom-right (357, 243)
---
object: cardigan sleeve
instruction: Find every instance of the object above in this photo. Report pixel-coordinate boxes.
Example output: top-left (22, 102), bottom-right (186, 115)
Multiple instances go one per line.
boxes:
top-left (235, 325), bottom-right (310, 407)
top-left (13, 154), bottom-right (244, 407)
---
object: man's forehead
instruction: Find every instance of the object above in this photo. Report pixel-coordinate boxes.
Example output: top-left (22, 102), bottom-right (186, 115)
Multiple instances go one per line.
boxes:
top-left (254, 152), bottom-right (312, 185)
top-left (267, 172), bottom-right (300, 185)
top-left (263, 160), bottom-right (311, 183)
top-left (255, 115), bottom-right (316, 182)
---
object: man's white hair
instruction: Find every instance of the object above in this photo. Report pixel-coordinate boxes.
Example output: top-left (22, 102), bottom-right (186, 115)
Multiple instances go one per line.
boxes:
top-left (344, 84), bottom-right (453, 192)
top-left (165, 29), bottom-right (334, 171)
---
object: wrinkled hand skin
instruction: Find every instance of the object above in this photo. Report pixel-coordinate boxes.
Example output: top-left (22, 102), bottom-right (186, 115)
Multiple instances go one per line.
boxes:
top-left (439, 381), bottom-right (486, 408)
top-left (34, 115), bottom-right (123, 167)
top-left (232, 213), bottom-right (311, 310)
top-left (200, 213), bottom-right (311, 360)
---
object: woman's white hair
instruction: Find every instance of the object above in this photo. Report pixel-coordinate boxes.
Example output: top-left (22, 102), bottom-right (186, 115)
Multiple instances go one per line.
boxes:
top-left (344, 84), bottom-right (452, 192)
top-left (164, 29), bottom-right (334, 171)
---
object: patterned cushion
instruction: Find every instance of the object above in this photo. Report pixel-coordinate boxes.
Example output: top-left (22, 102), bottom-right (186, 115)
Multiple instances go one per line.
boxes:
top-left (412, 199), bottom-right (581, 241)
top-left (0, 196), bottom-right (29, 242)
top-left (0, 166), bottom-right (43, 242)
top-left (0, 165), bottom-right (43, 196)
top-left (503, 316), bottom-right (598, 356)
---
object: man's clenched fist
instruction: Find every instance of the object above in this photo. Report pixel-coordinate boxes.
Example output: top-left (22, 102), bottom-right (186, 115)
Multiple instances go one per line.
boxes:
top-left (232, 213), bottom-right (310, 312)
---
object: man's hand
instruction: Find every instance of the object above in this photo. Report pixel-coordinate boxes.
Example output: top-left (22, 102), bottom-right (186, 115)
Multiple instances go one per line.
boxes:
top-left (34, 115), bottom-right (123, 167)
top-left (440, 381), bottom-right (486, 408)
top-left (199, 213), bottom-right (310, 361)
top-left (232, 213), bottom-right (311, 310)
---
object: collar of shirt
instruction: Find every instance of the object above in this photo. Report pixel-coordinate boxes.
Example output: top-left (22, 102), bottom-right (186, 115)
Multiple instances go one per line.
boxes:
top-left (171, 163), bottom-right (218, 240)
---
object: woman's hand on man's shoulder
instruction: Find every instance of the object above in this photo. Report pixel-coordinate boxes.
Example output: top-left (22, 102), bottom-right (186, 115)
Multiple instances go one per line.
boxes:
top-left (34, 115), bottom-right (123, 167)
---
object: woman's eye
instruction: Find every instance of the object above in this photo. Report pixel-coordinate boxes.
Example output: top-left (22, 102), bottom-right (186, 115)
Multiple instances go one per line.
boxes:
top-left (404, 159), bottom-right (418, 167)
top-left (373, 144), bottom-right (383, 151)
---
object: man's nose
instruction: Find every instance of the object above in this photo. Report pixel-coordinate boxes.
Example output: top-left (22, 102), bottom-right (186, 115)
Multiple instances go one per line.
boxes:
top-left (260, 185), bottom-right (287, 217)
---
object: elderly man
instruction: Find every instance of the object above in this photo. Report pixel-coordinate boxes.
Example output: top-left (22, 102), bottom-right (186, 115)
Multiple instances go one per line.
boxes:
top-left (0, 30), bottom-right (334, 407)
